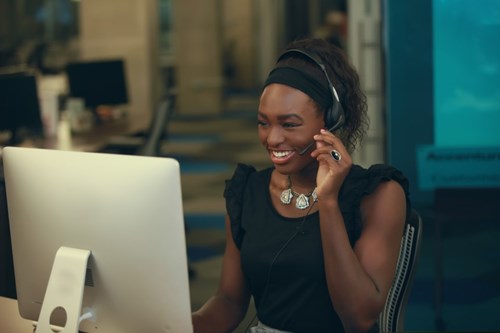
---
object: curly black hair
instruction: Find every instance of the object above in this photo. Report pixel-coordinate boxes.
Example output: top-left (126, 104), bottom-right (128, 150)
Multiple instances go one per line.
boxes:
top-left (276, 38), bottom-right (369, 154)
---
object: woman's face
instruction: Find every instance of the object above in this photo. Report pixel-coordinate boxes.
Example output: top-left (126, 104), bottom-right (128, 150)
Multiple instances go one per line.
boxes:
top-left (258, 83), bottom-right (324, 174)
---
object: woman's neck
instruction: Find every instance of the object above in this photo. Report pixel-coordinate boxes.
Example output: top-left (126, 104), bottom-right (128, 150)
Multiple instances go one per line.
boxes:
top-left (280, 163), bottom-right (318, 191)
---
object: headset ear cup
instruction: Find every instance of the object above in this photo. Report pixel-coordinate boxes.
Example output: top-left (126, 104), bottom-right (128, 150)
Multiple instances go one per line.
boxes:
top-left (325, 107), bottom-right (334, 130)
top-left (326, 102), bottom-right (344, 132)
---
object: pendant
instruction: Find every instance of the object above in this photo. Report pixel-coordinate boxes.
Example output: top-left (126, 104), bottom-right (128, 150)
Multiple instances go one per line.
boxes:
top-left (280, 188), bottom-right (293, 205)
top-left (295, 193), bottom-right (310, 210)
top-left (311, 190), bottom-right (318, 203)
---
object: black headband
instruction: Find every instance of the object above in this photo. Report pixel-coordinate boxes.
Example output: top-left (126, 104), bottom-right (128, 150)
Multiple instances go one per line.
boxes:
top-left (263, 66), bottom-right (332, 111)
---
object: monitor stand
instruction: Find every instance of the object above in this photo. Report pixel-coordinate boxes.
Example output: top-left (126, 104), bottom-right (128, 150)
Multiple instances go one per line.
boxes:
top-left (35, 246), bottom-right (92, 333)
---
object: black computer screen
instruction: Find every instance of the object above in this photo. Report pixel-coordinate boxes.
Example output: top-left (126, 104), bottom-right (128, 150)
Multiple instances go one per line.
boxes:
top-left (0, 164), bottom-right (16, 299)
top-left (66, 59), bottom-right (129, 109)
top-left (0, 72), bottom-right (44, 144)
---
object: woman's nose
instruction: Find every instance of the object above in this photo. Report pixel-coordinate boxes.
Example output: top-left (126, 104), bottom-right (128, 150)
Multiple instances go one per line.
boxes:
top-left (265, 126), bottom-right (285, 146)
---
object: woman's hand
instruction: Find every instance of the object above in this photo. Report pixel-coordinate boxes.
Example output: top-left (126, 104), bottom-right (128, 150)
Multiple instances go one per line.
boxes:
top-left (310, 129), bottom-right (352, 200)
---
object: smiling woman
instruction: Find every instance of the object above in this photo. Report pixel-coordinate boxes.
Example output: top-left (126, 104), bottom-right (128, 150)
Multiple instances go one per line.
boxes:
top-left (192, 37), bottom-right (411, 333)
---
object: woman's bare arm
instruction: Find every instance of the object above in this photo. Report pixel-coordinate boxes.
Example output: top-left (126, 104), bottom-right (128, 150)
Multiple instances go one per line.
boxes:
top-left (319, 180), bottom-right (406, 333)
top-left (192, 215), bottom-right (251, 333)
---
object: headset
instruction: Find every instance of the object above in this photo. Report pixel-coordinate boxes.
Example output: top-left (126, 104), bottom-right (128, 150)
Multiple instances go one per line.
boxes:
top-left (277, 48), bottom-right (345, 132)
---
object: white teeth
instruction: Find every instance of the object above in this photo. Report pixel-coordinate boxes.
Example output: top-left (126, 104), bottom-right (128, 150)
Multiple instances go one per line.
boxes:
top-left (272, 151), bottom-right (291, 158)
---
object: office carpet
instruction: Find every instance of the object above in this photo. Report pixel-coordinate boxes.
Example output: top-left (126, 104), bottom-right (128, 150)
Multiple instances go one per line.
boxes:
top-left (165, 94), bottom-right (500, 332)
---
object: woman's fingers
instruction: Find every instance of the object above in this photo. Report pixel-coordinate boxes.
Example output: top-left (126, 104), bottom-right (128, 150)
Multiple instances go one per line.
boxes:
top-left (311, 129), bottom-right (350, 164)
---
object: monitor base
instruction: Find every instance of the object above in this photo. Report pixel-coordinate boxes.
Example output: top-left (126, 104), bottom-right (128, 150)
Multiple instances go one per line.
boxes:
top-left (35, 246), bottom-right (91, 333)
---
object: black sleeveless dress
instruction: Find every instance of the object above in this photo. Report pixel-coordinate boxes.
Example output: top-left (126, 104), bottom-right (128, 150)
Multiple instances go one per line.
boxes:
top-left (224, 163), bottom-right (411, 333)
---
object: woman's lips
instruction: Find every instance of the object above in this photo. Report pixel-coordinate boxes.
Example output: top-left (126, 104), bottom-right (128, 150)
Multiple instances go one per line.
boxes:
top-left (269, 150), bottom-right (295, 164)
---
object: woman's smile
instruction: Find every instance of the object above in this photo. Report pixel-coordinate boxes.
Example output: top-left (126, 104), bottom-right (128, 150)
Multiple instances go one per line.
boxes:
top-left (269, 149), bottom-right (295, 164)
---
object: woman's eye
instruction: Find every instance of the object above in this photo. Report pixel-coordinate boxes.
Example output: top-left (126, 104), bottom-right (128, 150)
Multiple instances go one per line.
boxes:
top-left (257, 120), bottom-right (268, 126)
top-left (283, 122), bottom-right (298, 128)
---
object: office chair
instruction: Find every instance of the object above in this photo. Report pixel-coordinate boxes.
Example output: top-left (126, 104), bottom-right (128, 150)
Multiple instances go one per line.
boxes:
top-left (136, 93), bottom-right (175, 156)
top-left (102, 93), bottom-right (175, 156)
top-left (378, 208), bottom-right (423, 332)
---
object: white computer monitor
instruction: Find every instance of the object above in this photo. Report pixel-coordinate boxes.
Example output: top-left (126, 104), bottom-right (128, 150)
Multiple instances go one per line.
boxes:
top-left (3, 147), bottom-right (193, 333)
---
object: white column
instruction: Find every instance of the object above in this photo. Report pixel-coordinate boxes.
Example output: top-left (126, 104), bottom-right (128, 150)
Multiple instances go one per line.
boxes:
top-left (173, 0), bottom-right (224, 115)
top-left (255, 0), bottom-right (285, 85)
top-left (348, 0), bottom-right (385, 166)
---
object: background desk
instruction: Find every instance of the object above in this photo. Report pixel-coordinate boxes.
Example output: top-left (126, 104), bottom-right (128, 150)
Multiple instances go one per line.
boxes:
top-left (12, 113), bottom-right (149, 153)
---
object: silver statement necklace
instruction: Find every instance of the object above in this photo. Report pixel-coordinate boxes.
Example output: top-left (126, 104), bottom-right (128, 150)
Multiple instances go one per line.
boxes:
top-left (280, 175), bottom-right (318, 210)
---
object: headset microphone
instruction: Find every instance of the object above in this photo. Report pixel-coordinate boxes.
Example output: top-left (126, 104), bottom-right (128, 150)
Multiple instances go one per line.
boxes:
top-left (297, 118), bottom-right (344, 156)
top-left (298, 141), bottom-right (315, 156)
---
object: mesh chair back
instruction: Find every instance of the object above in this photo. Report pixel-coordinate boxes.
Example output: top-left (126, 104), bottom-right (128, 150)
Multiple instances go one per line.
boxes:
top-left (379, 209), bottom-right (423, 332)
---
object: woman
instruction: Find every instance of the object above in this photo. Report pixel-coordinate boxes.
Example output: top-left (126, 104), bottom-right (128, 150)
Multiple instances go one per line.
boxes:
top-left (192, 38), bottom-right (410, 333)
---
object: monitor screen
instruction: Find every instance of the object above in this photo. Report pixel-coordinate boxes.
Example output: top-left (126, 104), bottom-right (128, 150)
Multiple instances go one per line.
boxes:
top-left (0, 72), bottom-right (43, 144)
top-left (0, 164), bottom-right (16, 300)
top-left (3, 147), bottom-right (193, 333)
top-left (66, 59), bottom-right (129, 109)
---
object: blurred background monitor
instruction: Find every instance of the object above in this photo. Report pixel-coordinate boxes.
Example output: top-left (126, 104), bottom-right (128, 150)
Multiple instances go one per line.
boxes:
top-left (0, 72), bottom-right (44, 145)
top-left (3, 147), bottom-right (193, 333)
top-left (66, 59), bottom-right (129, 110)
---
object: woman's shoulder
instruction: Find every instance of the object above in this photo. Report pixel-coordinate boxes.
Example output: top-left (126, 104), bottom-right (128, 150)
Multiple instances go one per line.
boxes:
top-left (223, 163), bottom-right (272, 215)
top-left (345, 163), bottom-right (409, 194)
top-left (224, 163), bottom-right (272, 196)
top-left (340, 163), bottom-right (411, 212)
top-left (223, 163), bottom-right (272, 249)
top-left (340, 164), bottom-right (411, 242)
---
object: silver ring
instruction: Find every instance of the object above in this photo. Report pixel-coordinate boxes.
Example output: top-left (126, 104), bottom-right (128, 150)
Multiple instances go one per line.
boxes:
top-left (330, 149), bottom-right (342, 161)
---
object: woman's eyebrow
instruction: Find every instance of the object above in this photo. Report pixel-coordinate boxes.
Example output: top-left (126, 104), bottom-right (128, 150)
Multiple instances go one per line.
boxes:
top-left (257, 111), bottom-right (268, 119)
top-left (257, 112), bottom-right (304, 121)
top-left (277, 113), bottom-right (303, 121)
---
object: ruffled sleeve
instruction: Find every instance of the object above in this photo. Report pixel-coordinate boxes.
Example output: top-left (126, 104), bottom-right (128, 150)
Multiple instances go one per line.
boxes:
top-left (362, 164), bottom-right (410, 209)
top-left (339, 164), bottom-right (412, 244)
top-left (223, 163), bottom-right (256, 249)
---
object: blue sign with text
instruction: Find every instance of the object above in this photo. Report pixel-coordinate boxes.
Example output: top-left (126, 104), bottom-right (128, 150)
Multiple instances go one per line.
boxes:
top-left (417, 145), bottom-right (500, 190)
